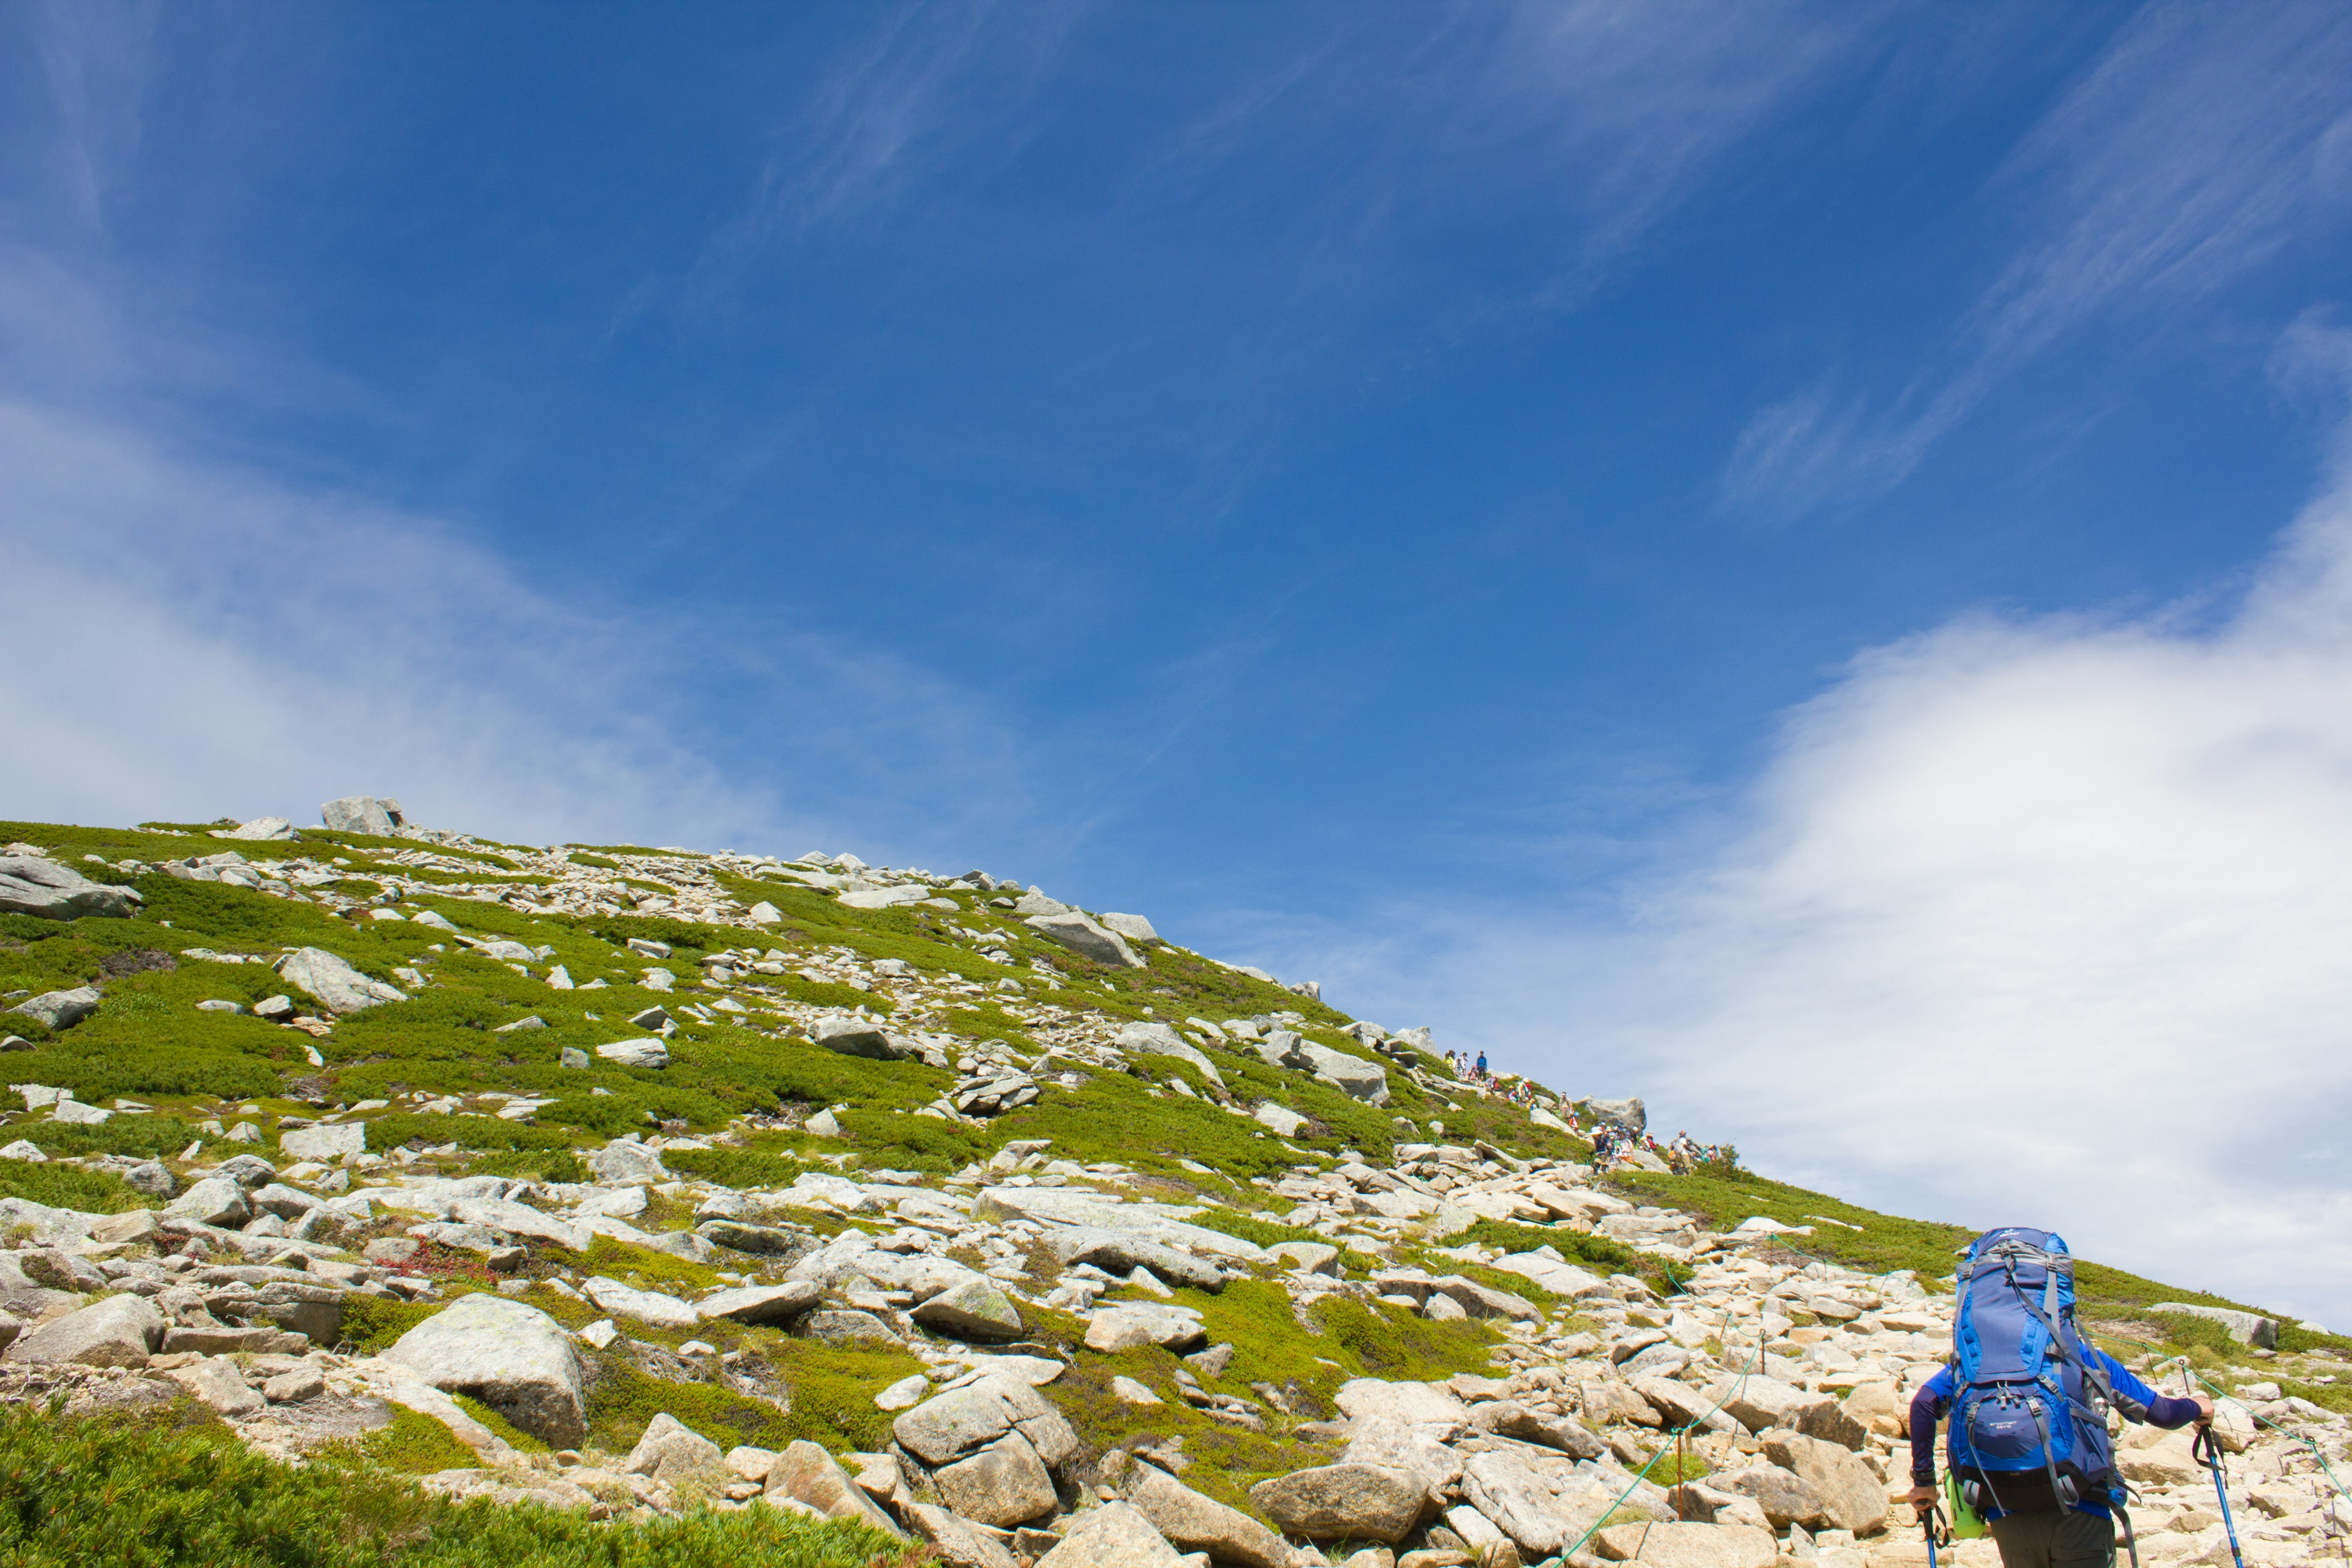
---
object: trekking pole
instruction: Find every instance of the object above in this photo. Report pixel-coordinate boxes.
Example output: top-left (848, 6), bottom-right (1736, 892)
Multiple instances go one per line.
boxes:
top-left (2194, 1425), bottom-right (2245, 1568)
top-left (2177, 1361), bottom-right (2245, 1568)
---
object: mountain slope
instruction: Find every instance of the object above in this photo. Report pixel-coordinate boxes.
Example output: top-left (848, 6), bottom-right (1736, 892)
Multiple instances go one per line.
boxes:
top-left (0, 804), bottom-right (2343, 1568)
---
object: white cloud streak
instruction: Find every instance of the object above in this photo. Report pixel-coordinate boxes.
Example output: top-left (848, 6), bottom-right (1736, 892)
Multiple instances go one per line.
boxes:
top-left (0, 399), bottom-right (1032, 859)
top-left (1725, 1), bottom-right (2352, 515)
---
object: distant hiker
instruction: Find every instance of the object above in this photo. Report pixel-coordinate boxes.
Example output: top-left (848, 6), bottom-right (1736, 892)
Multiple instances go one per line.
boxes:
top-left (1474, 1050), bottom-right (1488, 1080)
top-left (1909, 1227), bottom-right (2211, 1568)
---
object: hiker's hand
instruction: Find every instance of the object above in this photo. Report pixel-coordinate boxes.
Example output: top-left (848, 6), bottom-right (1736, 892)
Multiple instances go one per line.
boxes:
top-left (2190, 1393), bottom-right (2215, 1424)
top-left (1907, 1485), bottom-right (1936, 1515)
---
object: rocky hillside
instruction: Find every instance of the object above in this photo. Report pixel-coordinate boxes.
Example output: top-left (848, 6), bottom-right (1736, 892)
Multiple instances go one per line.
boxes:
top-left (0, 799), bottom-right (2345, 1568)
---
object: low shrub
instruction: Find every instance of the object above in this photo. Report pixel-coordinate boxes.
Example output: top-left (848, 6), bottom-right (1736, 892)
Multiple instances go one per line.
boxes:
top-left (0, 1402), bottom-right (916, 1566)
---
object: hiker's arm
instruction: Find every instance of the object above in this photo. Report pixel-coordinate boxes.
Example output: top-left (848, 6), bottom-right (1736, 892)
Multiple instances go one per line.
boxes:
top-left (2100, 1351), bottom-right (2214, 1427)
top-left (1908, 1371), bottom-right (1951, 1487)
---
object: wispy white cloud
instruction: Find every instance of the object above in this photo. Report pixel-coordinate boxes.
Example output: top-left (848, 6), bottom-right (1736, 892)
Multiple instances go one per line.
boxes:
top-left (686, 0), bottom-right (1090, 304)
top-left (0, 399), bottom-right (1034, 859)
top-left (1159, 1), bottom-right (1887, 308)
top-left (1725, 1), bottom-right (2352, 516)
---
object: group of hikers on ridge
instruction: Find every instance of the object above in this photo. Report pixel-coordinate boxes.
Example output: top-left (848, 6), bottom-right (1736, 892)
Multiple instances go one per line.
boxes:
top-left (1439, 1049), bottom-right (1730, 1172)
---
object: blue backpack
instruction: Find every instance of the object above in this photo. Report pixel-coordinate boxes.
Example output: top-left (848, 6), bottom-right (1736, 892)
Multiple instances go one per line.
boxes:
top-left (1946, 1227), bottom-right (2137, 1512)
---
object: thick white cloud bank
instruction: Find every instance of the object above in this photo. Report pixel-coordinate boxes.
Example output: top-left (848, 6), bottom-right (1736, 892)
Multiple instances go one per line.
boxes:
top-left (1629, 447), bottom-right (2352, 1322)
top-left (1251, 409), bottom-right (2352, 1325)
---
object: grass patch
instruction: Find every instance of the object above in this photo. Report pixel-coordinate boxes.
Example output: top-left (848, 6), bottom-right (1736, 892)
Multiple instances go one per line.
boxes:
top-left (339, 1293), bottom-right (445, 1354)
top-left (450, 1393), bottom-right (549, 1454)
top-left (356, 1406), bottom-right (477, 1474)
top-left (0, 1401), bottom-right (917, 1566)
top-left (0, 1160), bottom-right (155, 1215)
top-left (662, 1147), bottom-right (814, 1190)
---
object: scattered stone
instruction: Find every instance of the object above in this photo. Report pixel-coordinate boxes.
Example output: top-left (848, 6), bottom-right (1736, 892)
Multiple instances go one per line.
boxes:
top-left (1249, 1463), bottom-right (1427, 1544)
top-left (813, 1017), bottom-right (908, 1060)
top-left (766, 1439), bottom-right (903, 1534)
top-left (279, 1122), bottom-right (366, 1161)
top-left (1759, 1431), bottom-right (1885, 1534)
top-left (596, 1038), bottom-right (669, 1068)
top-left (1023, 911), bottom-right (1145, 969)
top-left (904, 1502), bottom-right (1022, 1568)
top-left (911, 1278), bottom-right (1025, 1341)
top-left (1591, 1521), bottom-right (1776, 1567)
top-left (279, 948), bottom-right (406, 1016)
top-left (625, 1411), bottom-right (729, 1489)
top-left (1085, 1302), bottom-right (1208, 1354)
top-left (8, 987), bottom-right (104, 1031)
top-left (0, 858), bottom-right (141, 921)
top-left (2147, 1302), bottom-right (2279, 1349)
top-left (1125, 1460), bottom-right (1289, 1568)
top-left (4, 1293), bottom-right (165, 1368)
top-left (167, 1356), bottom-right (264, 1417)
top-left (695, 1281), bottom-right (822, 1326)
top-left (1034, 1501), bottom-right (1182, 1567)
top-left (382, 1292), bottom-right (587, 1447)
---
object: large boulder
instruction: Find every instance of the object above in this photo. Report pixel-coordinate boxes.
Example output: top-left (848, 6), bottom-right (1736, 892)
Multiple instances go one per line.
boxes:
top-left (1046, 1226), bottom-right (1226, 1293)
top-left (589, 1140), bottom-right (668, 1183)
top-left (1430, 1275), bottom-right (1541, 1323)
top-left (1593, 1521), bottom-right (1777, 1567)
top-left (903, 1504), bottom-right (1019, 1568)
top-left (1084, 1302), bottom-right (1207, 1354)
top-left (624, 1411), bottom-right (729, 1489)
top-left (1459, 1448), bottom-right (1596, 1558)
top-left (1334, 1378), bottom-right (1468, 1427)
top-left (1023, 911), bottom-right (1144, 969)
top-left (910, 1278), bottom-right (1025, 1341)
top-left (582, 1276), bottom-right (697, 1330)
top-left (278, 948), bottom-right (407, 1016)
top-left (1708, 1374), bottom-right (1827, 1435)
top-left (381, 1294), bottom-right (586, 1447)
top-left (164, 1175), bottom-right (252, 1228)
top-left (2147, 1302), bottom-right (2279, 1349)
top-left (932, 1434), bottom-right (1057, 1526)
top-left (695, 1219), bottom-right (814, 1259)
top-left (1713, 1464), bottom-right (1825, 1529)
top-left (1099, 913), bottom-right (1158, 942)
top-left (1586, 1097), bottom-right (1646, 1135)
top-left (1123, 1460), bottom-right (1287, 1568)
top-left (7, 1294), bottom-right (164, 1368)
top-left (0, 1253), bottom-right (83, 1320)
top-left (1112, 1022), bottom-right (1223, 1087)
top-left (8, 987), bottom-right (104, 1031)
top-left (696, 1281), bottom-right (821, 1326)
top-left (1342, 1416), bottom-right (1463, 1499)
top-left (1035, 1502), bottom-right (1182, 1567)
top-left (0, 858), bottom-right (140, 921)
top-left (1248, 1463), bottom-right (1427, 1544)
top-left (764, 1439), bottom-right (904, 1535)
top-left (893, 1375), bottom-right (1079, 1472)
top-left (813, 1017), bottom-right (909, 1060)
top-left (279, 1123), bottom-right (365, 1161)
top-left (1470, 1399), bottom-right (1605, 1458)
top-left (595, 1039), bottom-right (669, 1069)
top-left (320, 796), bottom-right (397, 836)
top-left (1295, 1043), bottom-right (1390, 1106)
top-left (1634, 1375), bottom-right (1742, 1434)
top-left (1761, 1431), bottom-right (1885, 1534)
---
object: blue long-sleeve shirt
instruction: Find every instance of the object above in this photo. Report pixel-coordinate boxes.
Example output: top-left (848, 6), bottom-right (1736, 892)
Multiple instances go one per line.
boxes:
top-left (1909, 1352), bottom-right (2203, 1518)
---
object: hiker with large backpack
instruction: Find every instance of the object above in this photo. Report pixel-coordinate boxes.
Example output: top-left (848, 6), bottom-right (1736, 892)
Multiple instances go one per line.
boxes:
top-left (1907, 1227), bottom-right (2212, 1568)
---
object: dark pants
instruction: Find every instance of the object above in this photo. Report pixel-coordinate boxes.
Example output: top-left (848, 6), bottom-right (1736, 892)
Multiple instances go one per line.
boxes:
top-left (1988, 1509), bottom-right (2116, 1568)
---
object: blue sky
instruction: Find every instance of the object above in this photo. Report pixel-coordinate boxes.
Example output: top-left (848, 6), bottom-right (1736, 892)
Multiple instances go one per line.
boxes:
top-left (9, 2), bottom-right (2352, 1317)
